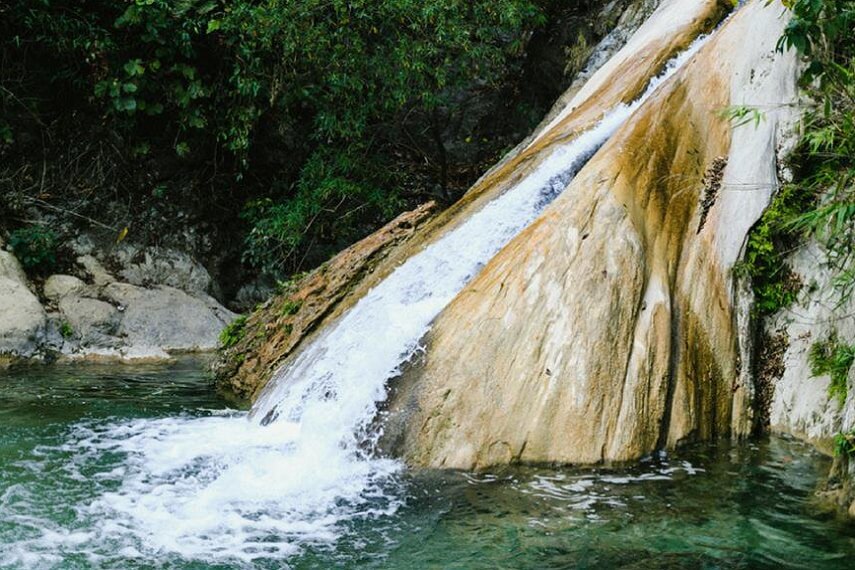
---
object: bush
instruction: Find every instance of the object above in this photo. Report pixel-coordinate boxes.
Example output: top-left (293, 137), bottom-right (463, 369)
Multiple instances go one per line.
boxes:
top-left (808, 333), bottom-right (855, 405)
top-left (8, 226), bottom-right (58, 272)
top-left (777, 0), bottom-right (855, 301)
top-left (835, 430), bottom-right (855, 457)
top-left (734, 184), bottom-right (813, 316)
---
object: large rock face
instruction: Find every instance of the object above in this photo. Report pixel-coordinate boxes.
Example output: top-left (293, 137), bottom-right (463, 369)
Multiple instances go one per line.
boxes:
top-left (383, 0), bottom-right (799, 469)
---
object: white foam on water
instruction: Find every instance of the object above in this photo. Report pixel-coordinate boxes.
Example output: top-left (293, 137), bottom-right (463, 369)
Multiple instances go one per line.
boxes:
top-left (0, 34), bottom-right (711, 568)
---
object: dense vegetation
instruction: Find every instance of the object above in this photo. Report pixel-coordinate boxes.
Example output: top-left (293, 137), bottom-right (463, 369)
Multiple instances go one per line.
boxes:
top-left (2, 0), bottom-right (611, 289)
top-left (741, 0), bottom-right (855, 454)
top-left (740, 0), bottom-right (855, 316)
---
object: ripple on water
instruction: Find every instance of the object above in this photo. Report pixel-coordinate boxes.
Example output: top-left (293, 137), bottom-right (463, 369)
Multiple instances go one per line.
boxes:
top-left (1, 364), bottom-right (855, 569)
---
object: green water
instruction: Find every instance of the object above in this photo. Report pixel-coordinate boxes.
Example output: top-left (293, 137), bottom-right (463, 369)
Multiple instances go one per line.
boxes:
top-left (0, 359), bottom-right (853, 569)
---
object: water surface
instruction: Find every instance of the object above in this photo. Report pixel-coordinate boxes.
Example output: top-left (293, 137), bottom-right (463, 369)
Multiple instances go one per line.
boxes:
top-left (0, 360), bottom-right (853, 568)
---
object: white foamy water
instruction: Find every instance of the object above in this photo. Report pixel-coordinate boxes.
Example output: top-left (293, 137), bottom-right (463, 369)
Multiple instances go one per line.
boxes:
top-left (2, 35), bottom-right (711, 568)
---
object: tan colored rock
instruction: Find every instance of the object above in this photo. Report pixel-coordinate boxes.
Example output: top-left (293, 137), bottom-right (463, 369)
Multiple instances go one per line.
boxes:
top-left (214, 202), bottom-right (439, 401)
top-left (386, 0), bottom-right (799, 469)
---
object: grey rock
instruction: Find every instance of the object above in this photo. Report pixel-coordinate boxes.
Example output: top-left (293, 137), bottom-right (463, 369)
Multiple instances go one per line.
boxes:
top-left (113, 245), bottom-right (213, 296)
top-left (43, 274), bottom-right (87, 302)
top-left (0, 251), bottom-right (46, 356)
top-left (103, 282), bottom-right (236, 351)
top-left (58, 296), bottom-right (120, 344)
top-left (76, 255), bottom-right (116, 287)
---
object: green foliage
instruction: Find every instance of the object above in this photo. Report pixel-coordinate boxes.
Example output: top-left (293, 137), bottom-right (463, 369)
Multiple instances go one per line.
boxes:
top-left (241, 146), bottom-right (403, 273)
top-left (280, 300), bottom-right (301, 317)
top-left (734, 184), bottom-right (814, 316)
top-left (2, 0), bottom-right (546, 276)
top-left (778, 0), bottom-right (855, 84)
top-left (834, 430), bottom-right (855, 457)
top-left (808, 333), bottom-right (855, 405)
top-left (59, 321), bottom-right (74, 340)
top-left (747, 0), bottom-right (855, 309)
top-left (718, 105), bottom-right (766, 128)
top-left (219, 315), bottom-right (247, 348)
top-left (8, 226), bottom-right (58, 272)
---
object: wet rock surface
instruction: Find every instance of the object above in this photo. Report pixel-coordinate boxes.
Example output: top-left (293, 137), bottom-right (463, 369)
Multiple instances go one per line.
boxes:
top-left (213, 202), bottom-right (438, 402)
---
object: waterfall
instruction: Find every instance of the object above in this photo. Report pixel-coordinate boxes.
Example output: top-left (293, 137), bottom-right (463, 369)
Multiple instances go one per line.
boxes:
top-left (12, 34), bottom-right (712, 564)
top-left (250, 32), bottom-right (712, 445)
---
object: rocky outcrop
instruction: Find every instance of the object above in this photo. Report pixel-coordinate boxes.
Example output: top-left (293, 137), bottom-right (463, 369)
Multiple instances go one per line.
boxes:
top-left (767, 243), bottom-right (855, 445)
top-left (382, 0), bottom-right (800, 469)
top-left (0, 241), bottom-right (236, 362)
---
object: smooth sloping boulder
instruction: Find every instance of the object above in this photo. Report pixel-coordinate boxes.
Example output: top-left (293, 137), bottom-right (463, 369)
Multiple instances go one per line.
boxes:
top-left (385, 0), bottom-right (799, 469)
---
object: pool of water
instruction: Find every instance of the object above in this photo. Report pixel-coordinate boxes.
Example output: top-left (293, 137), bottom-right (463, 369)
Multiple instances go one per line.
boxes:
top-left (0, 359), bottom-right (853, 569)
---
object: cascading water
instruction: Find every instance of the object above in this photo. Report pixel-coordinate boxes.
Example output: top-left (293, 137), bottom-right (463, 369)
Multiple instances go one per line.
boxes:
top-left (249, 31), bottom-right (711, 436)
top-left (1, 35), bottom-right (712, 566)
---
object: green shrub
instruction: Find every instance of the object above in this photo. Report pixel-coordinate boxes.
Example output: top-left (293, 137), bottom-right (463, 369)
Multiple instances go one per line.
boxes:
top-left (219, 315), bottom-right (247, 349)
top-left (808, 333), bottom-right (855, 405)
top-left (59, 321), bottom-right (74, 340)
top-left (280, 300), bottom-right (302, 317)
top-left (834, 430), bottom-right (855, 457)
top-left (734, 184), bottom-right (814, 316)
top-left (8, 226), bottom-right (59, 272)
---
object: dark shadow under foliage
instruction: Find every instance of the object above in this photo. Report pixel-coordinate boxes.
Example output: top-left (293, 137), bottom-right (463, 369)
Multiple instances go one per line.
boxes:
top-left (0, 0), bottom-right (625, 298)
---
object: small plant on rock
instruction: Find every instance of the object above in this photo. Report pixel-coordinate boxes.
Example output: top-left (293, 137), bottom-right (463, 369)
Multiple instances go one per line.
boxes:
top-left (219, 316), bottom-right (248, 349)
top-left (834, 430), bottom-right (855, 458)
top-left (808, 333), bottom-right (855, 405)
top-left (59, 321), bottom-right (74, 340)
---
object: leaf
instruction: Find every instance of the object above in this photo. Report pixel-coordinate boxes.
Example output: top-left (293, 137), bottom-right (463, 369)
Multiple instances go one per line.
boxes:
top-left (116, 227), bottom-right (130, 244)
top-left (123, 59), bottom-right (145, 77)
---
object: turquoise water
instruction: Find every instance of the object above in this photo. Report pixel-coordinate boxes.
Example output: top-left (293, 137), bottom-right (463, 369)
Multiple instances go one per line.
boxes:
top-left (0, 359), bottom-right (853, 569)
